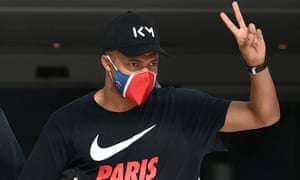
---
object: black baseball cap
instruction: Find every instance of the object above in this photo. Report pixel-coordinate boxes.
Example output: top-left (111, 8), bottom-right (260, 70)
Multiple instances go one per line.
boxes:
top-left (102, 11), bottom-right (167, 57)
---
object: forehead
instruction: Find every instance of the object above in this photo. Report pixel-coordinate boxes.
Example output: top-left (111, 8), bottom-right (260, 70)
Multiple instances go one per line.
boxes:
top-left (137, 52), bottom-right (159, 59)
top-left (111, 50), bottom-right (159, 61)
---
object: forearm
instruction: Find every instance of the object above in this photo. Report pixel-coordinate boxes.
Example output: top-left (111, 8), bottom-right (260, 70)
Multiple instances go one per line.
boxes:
top-left (249, 67), bottom-right (280, 125)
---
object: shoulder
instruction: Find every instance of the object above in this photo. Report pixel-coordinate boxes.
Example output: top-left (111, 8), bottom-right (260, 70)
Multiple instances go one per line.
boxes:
top-left (154, 86), bottom-right (210, 100)
top-left (49, 91), bottom-right (95, 123)
top-left (154, 86), bottom-right (230, 109)
top-left (0, 108), bottom-right (8, 125)
top-left (151, 86), bottom-right (221, 108)
top-left (0, 107), bottom-right (4, 115)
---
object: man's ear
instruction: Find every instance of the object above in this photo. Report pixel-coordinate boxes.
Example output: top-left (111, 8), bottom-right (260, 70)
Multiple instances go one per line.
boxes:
top-left (101, 55), bottom-right (112, 72)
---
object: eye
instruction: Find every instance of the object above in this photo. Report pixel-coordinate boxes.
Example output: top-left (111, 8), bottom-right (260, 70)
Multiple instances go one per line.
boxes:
top-left (128, 62), bottom-right (139, 67)
top-left (149, 62), bottom-right (159, 67)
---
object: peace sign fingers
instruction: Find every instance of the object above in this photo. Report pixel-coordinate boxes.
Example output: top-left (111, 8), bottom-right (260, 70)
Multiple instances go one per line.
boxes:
top-left (220, 1), bottom-right (247, 38)
top-left (220, 1), bottom-right (266, 66)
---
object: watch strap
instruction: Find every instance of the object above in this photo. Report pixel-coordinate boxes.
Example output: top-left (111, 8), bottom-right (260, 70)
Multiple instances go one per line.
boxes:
top-left (247, 60), bottom-right (267, 75)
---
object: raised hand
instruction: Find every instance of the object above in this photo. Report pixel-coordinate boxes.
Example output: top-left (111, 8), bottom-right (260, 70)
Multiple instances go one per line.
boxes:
top-left (220, 1), bottom-right (266, 66)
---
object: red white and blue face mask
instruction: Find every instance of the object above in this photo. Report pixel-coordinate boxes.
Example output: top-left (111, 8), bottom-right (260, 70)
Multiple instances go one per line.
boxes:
top-left (106, 55), bottom-right (156, 105)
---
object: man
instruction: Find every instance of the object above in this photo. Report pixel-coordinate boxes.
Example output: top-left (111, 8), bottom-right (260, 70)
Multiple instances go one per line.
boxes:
top-left (18, 2), bottom-right (280, 180)
top-left (0, 108), bottom-right (25, 180)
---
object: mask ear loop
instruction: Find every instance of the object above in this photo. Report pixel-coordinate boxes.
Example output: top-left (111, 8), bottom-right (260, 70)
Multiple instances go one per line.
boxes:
top-left (105, 55), bottom-right (118, 71)
top-left (105, 55), bottom-right (118, 83)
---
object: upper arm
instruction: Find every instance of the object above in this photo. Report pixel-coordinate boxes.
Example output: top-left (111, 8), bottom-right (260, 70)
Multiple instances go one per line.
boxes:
top-left (220, 100), bottom-right (274, 132)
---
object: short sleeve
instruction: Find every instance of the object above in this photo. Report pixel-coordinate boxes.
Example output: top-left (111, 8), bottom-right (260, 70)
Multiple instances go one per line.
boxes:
top-left (174, 88), bottom-right (231, 153)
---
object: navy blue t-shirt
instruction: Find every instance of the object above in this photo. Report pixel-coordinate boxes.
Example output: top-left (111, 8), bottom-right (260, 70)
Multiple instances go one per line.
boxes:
top-left (0, 108), bottom-right (25, 180)
top-left (19, 86), bottom-right (230, 180)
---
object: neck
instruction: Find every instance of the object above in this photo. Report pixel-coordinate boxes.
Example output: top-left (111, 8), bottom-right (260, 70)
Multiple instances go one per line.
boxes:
top-left (94, 81), bottom-right (137, 112)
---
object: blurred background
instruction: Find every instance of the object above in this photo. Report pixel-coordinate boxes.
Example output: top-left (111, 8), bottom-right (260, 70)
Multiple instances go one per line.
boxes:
top-left (0, 0), bottom-right (298, 179)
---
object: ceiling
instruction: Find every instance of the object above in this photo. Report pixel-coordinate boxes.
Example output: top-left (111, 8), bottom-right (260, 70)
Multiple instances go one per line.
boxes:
top-left (0, 0), bottom-right (299, 53)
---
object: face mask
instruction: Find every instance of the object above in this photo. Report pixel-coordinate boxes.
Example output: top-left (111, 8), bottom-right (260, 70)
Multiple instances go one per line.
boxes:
top-left (106, 55), bottom-right (156, 105)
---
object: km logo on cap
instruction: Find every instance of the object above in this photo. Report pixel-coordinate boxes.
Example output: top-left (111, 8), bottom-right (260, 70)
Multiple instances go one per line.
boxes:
top-left (132, 26), bottom-right (155, 38)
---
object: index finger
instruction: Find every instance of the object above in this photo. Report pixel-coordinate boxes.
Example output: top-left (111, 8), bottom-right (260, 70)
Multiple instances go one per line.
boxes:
top-left (220, 12), bottom-right (239, 35)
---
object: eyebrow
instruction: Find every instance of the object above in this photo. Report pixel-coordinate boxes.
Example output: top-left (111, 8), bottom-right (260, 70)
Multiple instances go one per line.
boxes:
top-left (128, 58), bottom-right (159, 63)
top-left (127, 59), bottom-right (142, 62)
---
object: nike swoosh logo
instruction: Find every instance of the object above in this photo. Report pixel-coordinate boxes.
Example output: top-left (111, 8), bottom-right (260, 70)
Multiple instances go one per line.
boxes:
top-left (90, 125), bottom-right (156, 161)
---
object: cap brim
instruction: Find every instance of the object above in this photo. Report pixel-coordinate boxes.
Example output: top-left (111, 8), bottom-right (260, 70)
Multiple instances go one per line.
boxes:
top-left (118, 44), bottom-right (168, 57)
